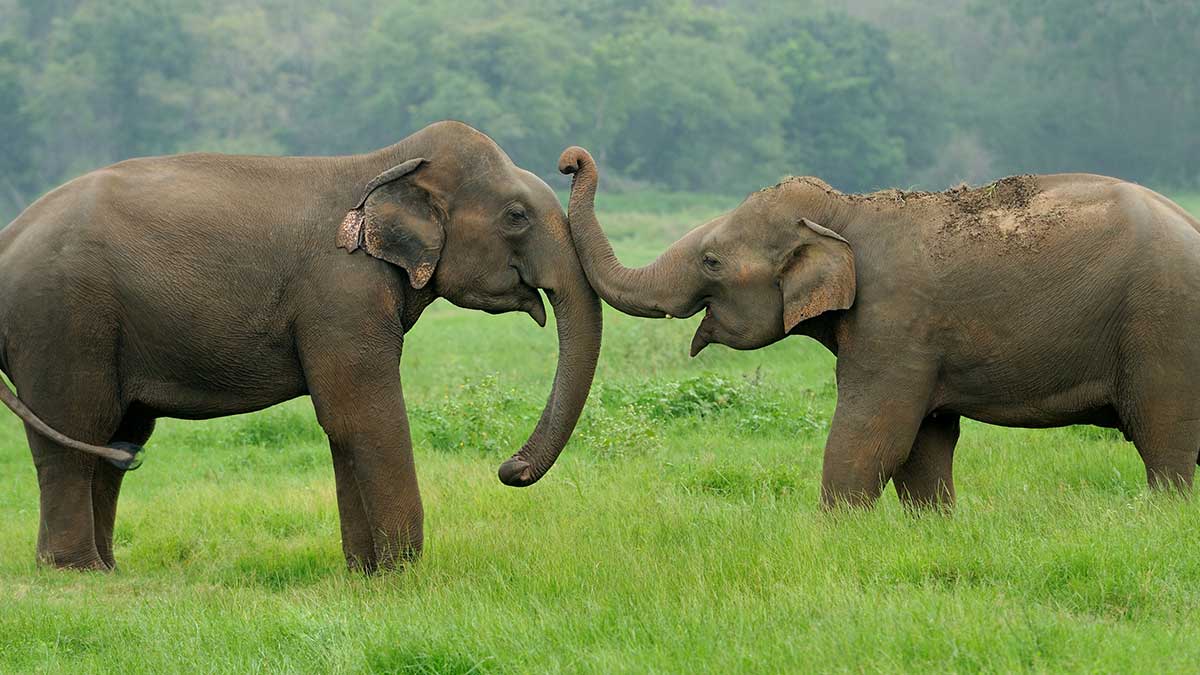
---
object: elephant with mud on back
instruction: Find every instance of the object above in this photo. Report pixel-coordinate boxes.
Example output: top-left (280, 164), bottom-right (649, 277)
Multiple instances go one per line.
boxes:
top-left (0, 121), bottom-right (601, 571)
top-left (559, 146), bottom-right (1200, 510)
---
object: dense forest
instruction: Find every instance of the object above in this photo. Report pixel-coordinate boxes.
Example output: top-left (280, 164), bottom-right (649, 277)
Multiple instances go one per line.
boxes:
top-left (1, 0), bottom-right (1197, 221)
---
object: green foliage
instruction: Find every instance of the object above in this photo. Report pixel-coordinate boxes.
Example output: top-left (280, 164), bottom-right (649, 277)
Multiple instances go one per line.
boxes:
top-left (575, 396), bottom-right (661, 460)
top-left (603, 373), bottom-right (745, 420)
top-left (29, 0), bottom-right (197, 180)
top-left (595, 372), bottom-right (825, 438)
top-left (415, 374), bottom-right (530, 456)
top-left (226, 405), bottom-right (327, 449)
top-left (8, 0), bottom-right (1195, 223)
top-left (966, 1), bottom-right (1200, 185)
top-left (754, 10), bottom-right (910, 190)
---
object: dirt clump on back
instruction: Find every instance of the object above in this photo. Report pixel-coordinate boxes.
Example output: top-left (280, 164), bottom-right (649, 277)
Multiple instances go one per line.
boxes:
top-left (808, 175), bottom-right (1065, 258)
top-left (929, 175), bottom-right (1068, 257)
top-left (766, 174), bottom-right (1068, 257)
top-left (840, 174), bottom-right (1038, 214)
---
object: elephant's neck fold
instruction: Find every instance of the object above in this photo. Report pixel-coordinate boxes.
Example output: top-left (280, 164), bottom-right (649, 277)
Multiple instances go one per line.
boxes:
top-left (399, 286), bottom-right (438, 333)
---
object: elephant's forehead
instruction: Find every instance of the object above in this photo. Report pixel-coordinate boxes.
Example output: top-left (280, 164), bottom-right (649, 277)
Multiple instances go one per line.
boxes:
top-left (455, 156), bottom-right (514, 190)
top-left (727, 200), bottom-right (792, 243)
top-left (739, 187), bottom-right (795, 222)
top-left (741, 176), bottom-right (834, 218)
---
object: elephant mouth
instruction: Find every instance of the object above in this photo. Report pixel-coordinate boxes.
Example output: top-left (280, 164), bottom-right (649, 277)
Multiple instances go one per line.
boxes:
top-left (511, 266), bottom-right (548, 326)
top-left (667, 298), bottom-right (708, 320)
top-left (474, 280), bottom-right (546, 326)
top-left (525, 287), bottom-right (547, 327)
top-left (690, 306), bottom-right (715, 357)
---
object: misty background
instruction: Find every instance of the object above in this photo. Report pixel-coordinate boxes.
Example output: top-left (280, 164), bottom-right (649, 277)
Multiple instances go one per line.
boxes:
top-left (1, 0), bottom-right (1197, 223)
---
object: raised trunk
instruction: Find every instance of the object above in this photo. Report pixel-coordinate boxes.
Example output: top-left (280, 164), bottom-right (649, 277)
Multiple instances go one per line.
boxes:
top-left (558, 147), bottom-right (698, 319)
top-left (497, 258), bottom-right (602, 487)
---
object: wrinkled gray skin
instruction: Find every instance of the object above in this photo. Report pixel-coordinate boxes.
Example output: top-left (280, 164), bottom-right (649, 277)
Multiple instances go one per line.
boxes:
top-left (560, 146), bottom-right (1200, 510)
top-left (0, 122), bottom-right (601, 571)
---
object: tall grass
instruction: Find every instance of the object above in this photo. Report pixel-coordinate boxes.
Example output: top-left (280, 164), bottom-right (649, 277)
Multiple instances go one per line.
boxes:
top-left (0, 193), bottom-right (1197, 673)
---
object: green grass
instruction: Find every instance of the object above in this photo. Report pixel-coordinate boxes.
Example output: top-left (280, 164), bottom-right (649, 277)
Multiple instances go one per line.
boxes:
top-left (1, 193), bottom-right (1199, 673)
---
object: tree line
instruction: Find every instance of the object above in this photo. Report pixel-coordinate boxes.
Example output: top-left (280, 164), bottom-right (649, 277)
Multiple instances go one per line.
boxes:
top-left (2, 0), bottom-right (1197, 222)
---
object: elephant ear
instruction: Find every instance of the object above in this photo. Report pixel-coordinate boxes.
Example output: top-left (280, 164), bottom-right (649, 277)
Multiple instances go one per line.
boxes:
top-left (779, 218), bottom-right (856, 332)
top-left (336, 157), bottom-right (445, 290)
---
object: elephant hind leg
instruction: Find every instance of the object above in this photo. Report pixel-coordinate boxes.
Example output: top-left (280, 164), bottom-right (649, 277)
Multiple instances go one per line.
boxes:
top-left (1128, 420), bottom-right (1199, 493)
top-left (1114, 316), bottom-right (1200, 491)
top-left (13, 372), bottom-right (124, 570)
top-left (93, 408), bottom-right (156, 569)
top-left (1118, 393), bottom-right (1200, 493)
top-left (893, 413), bottom-right (960, 512)
top-left (29, 439), bottom-right (107, 569)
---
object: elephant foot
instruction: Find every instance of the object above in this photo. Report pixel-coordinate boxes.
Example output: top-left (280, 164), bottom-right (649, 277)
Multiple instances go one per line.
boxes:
top-left (37, 550), bottom-right (113, 572)
top-left (345, 553), bottom-right (379, 575)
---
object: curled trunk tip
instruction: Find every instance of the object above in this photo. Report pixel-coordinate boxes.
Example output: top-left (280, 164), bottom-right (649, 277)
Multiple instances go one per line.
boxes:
top-left (558, 146), bottom-right (594, 177)
top-left (560, 145), bottom-right (691, 319)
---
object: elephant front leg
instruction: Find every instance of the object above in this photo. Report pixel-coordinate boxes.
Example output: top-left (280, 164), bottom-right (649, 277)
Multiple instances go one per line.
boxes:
top-left (819, 364), bottom-right (936, 509)
top-left (892, 413), bottom-right (960, 512)
top-left (329, 441), bottom-right (379, 572)
top-left (305, 350), bottom-right (423, 572)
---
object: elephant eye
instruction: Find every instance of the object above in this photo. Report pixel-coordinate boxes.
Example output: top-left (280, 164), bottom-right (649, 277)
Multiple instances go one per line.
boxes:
top-left (702, 253), bottom-right (722, 272)
top-left (504, 204), bottom-right (530, 233)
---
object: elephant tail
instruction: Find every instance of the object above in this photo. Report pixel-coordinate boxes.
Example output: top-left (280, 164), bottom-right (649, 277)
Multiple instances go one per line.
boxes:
top-left (0, 377), bottom-right (144, 470)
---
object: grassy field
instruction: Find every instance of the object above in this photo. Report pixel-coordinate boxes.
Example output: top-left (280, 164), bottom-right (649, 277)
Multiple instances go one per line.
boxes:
top-left (1, 191), bottom-right (1199, 673)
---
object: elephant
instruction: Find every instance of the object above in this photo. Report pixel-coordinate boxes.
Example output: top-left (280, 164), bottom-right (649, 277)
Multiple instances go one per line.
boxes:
top-left (558, 146), bottom-right (1200, 510)
top-left (0, 121), bottom-right (601, 571)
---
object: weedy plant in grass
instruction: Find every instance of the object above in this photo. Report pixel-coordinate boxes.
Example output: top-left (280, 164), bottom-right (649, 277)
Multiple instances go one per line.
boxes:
top-left (683, 460), bottom-right (806, 501)
top-left (597, 370), bottom-right (826, 437)
top-left (574, 399), bottom-right (661, 460)
top-left (415, 374), bottom-right (531, 455)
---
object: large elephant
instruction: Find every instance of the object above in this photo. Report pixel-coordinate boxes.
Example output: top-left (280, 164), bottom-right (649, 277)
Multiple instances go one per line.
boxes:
top-left (0, 121), bottom-right (601, 571)
top-left (559, 146), bottom-right (1200, 510)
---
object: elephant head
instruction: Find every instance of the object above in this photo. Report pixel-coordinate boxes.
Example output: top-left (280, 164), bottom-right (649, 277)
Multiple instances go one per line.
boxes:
top-left (340, 123), bottom-right (602, 487)
top-left (559, 146), bottom-right (854, 355)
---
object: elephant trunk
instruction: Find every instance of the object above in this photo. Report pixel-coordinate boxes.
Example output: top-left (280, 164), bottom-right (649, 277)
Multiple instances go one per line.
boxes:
top-left (558, 147), bottom-right (698, 319)
top-left (497, 246), bottom-right (602, 487)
